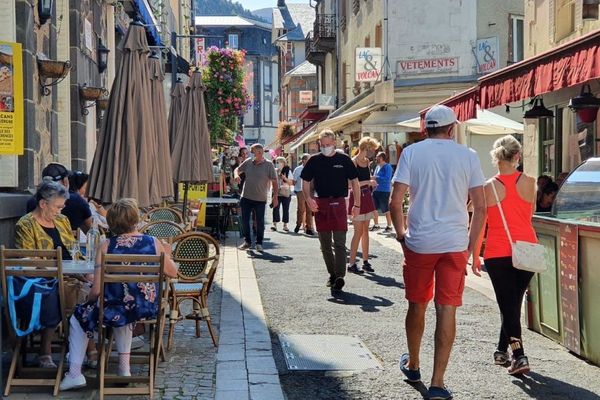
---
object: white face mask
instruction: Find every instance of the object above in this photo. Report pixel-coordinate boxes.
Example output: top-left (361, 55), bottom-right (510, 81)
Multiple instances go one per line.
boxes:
top-left (321, 145), bottom-right (335, 156)
top-left (229, 160), bottom-right (237, 166)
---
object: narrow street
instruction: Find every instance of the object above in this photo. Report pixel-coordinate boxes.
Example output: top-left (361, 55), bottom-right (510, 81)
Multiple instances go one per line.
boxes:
top-left (248, 201), bottom-right (600, 400)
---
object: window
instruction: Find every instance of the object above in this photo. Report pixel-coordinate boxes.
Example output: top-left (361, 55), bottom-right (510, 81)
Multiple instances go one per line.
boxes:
top-left (340, 0), bottom-right (347, 31)
top-left (555, 0), bottom-right (575, 41)
top-left (583, 2), bottom-right (599, 20)
top-left (364, 35), bottom-right (370, 47)
top-left (509, 15), bottom-right (524, 64)
top-left (540, 117), bottom-right (557, 178)
top-left (341, 62), bottom-right (347, 104)
top-left (263, 64), bottom-right (272, 91)
top-left (352, 0), bottom-right (360, 15)
top-left (263, 64), bottom-right (272, 124)
top-left (375, 23), bottom-right (382, 48)
top-left (227, 33), bottom-right (239, 49)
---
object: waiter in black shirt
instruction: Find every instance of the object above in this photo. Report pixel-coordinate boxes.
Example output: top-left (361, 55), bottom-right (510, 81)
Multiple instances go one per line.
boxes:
top-left (301, 129), bottom-right (360, 292)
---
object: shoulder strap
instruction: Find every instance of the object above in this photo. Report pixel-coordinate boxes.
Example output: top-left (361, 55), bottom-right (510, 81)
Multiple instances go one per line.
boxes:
top-left (491, 179), bottom-right (514, 244)
top-left (7, 277), bottom-right (43, 337)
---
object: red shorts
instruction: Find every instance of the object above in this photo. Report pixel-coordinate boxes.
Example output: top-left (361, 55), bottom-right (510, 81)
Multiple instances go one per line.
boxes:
top-left (402, 244), bottom-right (468, 306)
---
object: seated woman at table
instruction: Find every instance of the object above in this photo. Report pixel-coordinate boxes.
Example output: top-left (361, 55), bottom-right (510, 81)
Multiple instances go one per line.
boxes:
top-left (15, 180), bottom-right (79, 368)
top-left (60, 198), bottom-right (178, 391)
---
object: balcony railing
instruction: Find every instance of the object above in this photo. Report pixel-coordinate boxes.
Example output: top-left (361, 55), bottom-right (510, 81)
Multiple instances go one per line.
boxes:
top-left (313, 14), bottom-right (336, 40)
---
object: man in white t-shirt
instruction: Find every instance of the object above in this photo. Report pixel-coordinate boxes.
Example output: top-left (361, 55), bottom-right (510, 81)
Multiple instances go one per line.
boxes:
top-left (292, 154), bottom-right (314, 235)
top-left (389, 105), bottom-right (486, 400)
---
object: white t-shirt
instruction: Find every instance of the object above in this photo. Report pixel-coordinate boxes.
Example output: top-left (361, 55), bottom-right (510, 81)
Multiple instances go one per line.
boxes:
top-left (393, 138), bottom-right (485, 254)
top-left (292, 165), bottom-right (304, 192)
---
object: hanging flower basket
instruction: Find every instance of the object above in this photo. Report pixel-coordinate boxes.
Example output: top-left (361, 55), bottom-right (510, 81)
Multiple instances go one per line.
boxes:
top-left (37, 59), bottom-right (71, 79)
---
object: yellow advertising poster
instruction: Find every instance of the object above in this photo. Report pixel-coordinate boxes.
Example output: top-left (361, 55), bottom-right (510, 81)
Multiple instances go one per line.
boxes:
top-left (179, 183), bottom-right (208, 226)
top-left (0, 42), bottom-right (23, 155)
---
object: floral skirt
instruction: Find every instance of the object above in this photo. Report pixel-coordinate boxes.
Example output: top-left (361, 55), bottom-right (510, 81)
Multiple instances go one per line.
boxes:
top-left (73, 282), bottom-right (159, 338)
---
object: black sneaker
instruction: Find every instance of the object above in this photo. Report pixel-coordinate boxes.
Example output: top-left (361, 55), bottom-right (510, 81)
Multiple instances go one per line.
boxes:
top-left (348, 263), bottom-right (364, 274)
top-left (369, 225), bottom-right (380, 231)
top-left (362, 261), bottom-right (374, 272)
top-left (332, 277), bottom-right (345, 291)
top-left (508, 356), bottom-right (530, 375)
top-left (326, 276), bottom-right (334, 287)
top-left (384, 226), bottom-right (393, 232)
top-left (294, 225), bottom-right (300, 233)
top-left (305, 229), bottom-right (314, 236)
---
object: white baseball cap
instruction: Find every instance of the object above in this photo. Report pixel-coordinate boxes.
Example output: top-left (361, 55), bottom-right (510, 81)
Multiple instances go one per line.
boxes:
top-left (425, 105), bottom-right (457, 128)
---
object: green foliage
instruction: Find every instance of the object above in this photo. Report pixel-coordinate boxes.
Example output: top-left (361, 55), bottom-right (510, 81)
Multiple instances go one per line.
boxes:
top-left (202, 47), bottom-right (252, 143)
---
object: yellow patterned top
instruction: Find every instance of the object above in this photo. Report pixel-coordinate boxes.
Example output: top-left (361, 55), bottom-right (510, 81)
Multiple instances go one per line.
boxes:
top-left (15, 212), bottom-right (75, 252)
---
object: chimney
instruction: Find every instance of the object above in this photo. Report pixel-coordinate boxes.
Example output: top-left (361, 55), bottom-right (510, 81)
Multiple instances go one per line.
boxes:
top-left (277, 0), bottom-right (286, 7)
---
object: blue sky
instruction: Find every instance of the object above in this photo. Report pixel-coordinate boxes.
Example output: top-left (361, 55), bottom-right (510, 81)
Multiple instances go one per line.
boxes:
top-left (237, 0), bottom-right (309, 11)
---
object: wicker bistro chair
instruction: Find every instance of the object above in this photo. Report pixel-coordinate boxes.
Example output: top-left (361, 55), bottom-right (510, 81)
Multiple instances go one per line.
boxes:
top-left (139, 220), bottom-right (186, 243)
top-left (97, 253), bottom-right (166, 399)
top-left (144, 207), bottom-right (183, 224)
top-left (0, 247), bottom-right (68, 397)
top-left (167, 232), bottom-right (220, 349)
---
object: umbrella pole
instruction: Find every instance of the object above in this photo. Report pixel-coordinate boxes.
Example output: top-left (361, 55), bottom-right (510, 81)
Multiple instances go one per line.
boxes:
top-left (182, 182), bottom-right (189, 222)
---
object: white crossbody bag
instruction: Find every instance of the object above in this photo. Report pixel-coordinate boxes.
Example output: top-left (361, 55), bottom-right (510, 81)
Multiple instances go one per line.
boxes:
top-left (491, 180), bottom-right (548, 273)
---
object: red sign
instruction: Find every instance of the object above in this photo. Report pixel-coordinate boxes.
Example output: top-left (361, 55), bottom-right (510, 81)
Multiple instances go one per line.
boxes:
top-left (397, 57), bottom-right (459, 75)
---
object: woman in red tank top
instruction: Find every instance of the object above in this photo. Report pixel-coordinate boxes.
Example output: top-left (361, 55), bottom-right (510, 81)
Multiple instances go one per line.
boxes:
top-left (472, 135), bottom-right (537, 376)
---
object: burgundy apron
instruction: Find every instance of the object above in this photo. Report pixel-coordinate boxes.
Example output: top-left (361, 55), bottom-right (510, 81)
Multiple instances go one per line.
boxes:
top-left (347, 186), bottom-right (376, 215)
top-left (315, 197), bottom-right (348, 232)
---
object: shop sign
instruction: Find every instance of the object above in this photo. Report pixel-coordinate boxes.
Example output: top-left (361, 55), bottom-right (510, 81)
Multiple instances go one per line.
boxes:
top-left (0, 42), bottom-right (24, 155)
top-left (475, 37), bottom-right (499, 74)
top-left (195, 38), bottom-right (205, 67)
top-left (397, 57), bottom-right (459, 76)
top-left (355, 47), bottom-right (382, 82)
top-left (179, 183), bottom-right (207, 226)
top-left (299, 90), bottom-right (313, 104)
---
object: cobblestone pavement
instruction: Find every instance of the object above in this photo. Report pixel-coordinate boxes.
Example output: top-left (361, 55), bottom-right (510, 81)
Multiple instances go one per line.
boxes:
top-left (3, 251), bottom-right (223, 400)
top-left (252, 199), bottom-right (600, 400)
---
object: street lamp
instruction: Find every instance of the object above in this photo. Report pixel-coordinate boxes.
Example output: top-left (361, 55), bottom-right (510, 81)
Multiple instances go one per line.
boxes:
top-left (568, 84), bottom-right (600, 123)
top-left (523, 97), bottom-right (554, 119)
top-left (38, 0), bottom-right (53, 25)
top-left (97, 39), bottom-right (110, 74)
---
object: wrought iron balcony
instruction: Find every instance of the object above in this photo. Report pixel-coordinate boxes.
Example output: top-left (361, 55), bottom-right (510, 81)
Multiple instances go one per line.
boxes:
top-left (313, 14), bottom-right (336, 52)
top-left (305, 31), bottom-right (325, 66)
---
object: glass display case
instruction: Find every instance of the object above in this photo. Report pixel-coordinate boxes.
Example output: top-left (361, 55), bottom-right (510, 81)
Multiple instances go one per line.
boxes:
top-left (553, 157), bottom-right (600, 223)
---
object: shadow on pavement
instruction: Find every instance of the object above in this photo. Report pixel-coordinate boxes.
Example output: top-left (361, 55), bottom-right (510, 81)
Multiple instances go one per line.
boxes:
top-left (362, 272), bottom-right (405, 289)
top-left (405, 380), bottom-right (429, 399)
top-left (248, 250), bottom-right (294, 264)
top-left (512, 371), bottom-right (600, 400)
top-left (327, 291), bottom-right (394, 312)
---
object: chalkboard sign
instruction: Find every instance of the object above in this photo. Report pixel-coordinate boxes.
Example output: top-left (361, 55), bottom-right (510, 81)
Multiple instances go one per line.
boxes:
top-left (559, 223), bottom-right (580, 354)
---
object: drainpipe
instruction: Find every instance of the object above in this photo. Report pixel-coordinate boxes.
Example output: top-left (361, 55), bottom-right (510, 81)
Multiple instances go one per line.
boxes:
top-left (383, 0), bottom-right (390, 80)
top-left (335, 0), bottom-right (340, 109)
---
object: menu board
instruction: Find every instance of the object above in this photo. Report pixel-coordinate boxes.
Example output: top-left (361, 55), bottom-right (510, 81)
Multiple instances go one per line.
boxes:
top-left (559, 223), bottom-right (580, 354)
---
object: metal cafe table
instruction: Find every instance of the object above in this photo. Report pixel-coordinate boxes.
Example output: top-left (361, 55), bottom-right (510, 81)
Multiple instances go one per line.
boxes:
top-left (193, 197), bottom-right (240, 240)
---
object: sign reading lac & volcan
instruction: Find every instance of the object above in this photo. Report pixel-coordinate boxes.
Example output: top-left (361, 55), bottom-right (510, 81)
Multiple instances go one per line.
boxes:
top-left (475, 37), bottom-right (499, 75)
top-left (355, 47), bottom-right (382, 82)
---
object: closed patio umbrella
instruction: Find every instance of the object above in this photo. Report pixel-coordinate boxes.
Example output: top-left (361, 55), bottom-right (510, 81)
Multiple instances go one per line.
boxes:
top-left (171, 71), bottom-right (213, 216)
top-left (149, 52), bottom-right (174, 200)
top-left (88, 22), bottom-right (159, 208)
top-left (168, 78), bottom-right (186, 153)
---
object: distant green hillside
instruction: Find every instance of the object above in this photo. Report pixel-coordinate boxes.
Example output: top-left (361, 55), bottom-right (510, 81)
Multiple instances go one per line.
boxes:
top-left (195, 0), bottom-right (267, 22)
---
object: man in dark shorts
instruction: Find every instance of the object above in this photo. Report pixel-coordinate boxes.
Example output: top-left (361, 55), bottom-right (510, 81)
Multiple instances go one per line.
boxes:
top-left (301, 129), bottom-right (360, 292)
top-left (371, 151), bottom-right (394, 232)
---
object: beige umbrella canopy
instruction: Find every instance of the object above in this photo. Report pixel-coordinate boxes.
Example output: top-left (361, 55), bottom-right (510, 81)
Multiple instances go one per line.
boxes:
top-left (171, 71), bottom-right (213, 215)
top-left (148, 52), bottom-right (174, 200)
top-left (168, 78), bottom-right (186, 153)
top-left (88, 22), bottom-right (160, 208)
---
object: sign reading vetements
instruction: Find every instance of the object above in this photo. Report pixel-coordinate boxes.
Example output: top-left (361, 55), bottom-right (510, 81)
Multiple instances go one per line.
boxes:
top-left (0, 42), bottom-right (23, 155)
top-left (397, 57), bottom-right (459, 76)
top-left (355, 48), bottom-right (382, 82)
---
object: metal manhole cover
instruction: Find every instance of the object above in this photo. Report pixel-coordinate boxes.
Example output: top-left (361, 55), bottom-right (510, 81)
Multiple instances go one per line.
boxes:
top-left (279, 334), bottom-right (382, 371)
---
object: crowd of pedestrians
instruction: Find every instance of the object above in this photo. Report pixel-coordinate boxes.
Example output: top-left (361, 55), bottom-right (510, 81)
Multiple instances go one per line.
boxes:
top-left (232, 105), bottom-right (546, 400)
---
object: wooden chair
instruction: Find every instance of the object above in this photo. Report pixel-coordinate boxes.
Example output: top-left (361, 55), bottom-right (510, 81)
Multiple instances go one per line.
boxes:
top-left (0, 246), bottom-right (68, 396)
top-left (144, 207), bottom-right (183, 224)
top-left (167, 232), bottom-right (220, 349)
top-left (139, 220), bottom-right (186, 242)
top-left (97, 253), bottom-right (165, 399)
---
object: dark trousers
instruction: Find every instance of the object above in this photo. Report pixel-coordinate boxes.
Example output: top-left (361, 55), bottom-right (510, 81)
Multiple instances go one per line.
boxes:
top-left (240, 197), bottom-right (266, 245)
top-left (485, 257), bottom-right (534, 352)
top-left (272, 195), bottom-right (291, 223)
top-left (318, 231), bottom-right (347, 279)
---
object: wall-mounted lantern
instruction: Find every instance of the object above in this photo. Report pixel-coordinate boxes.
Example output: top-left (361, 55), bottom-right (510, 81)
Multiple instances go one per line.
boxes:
top-left (568, 84), bottom-right (600, 123)
top-left (37, 56), bottom-right (71, 96)
top-left (79, 84), bottom-right (108, 116)
top-left (523, 97), bottom-right (554, 119)
top-left (38, 0), bottom-right (53, 25)
top-left (97, 39), bottom-right (110, 74)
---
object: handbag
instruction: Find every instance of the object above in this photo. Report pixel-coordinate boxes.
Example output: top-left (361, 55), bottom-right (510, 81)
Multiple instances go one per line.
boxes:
top-left (6, 276), bottom-right (62, 337)
top-left (491, 180), bottom-right (547, 273)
